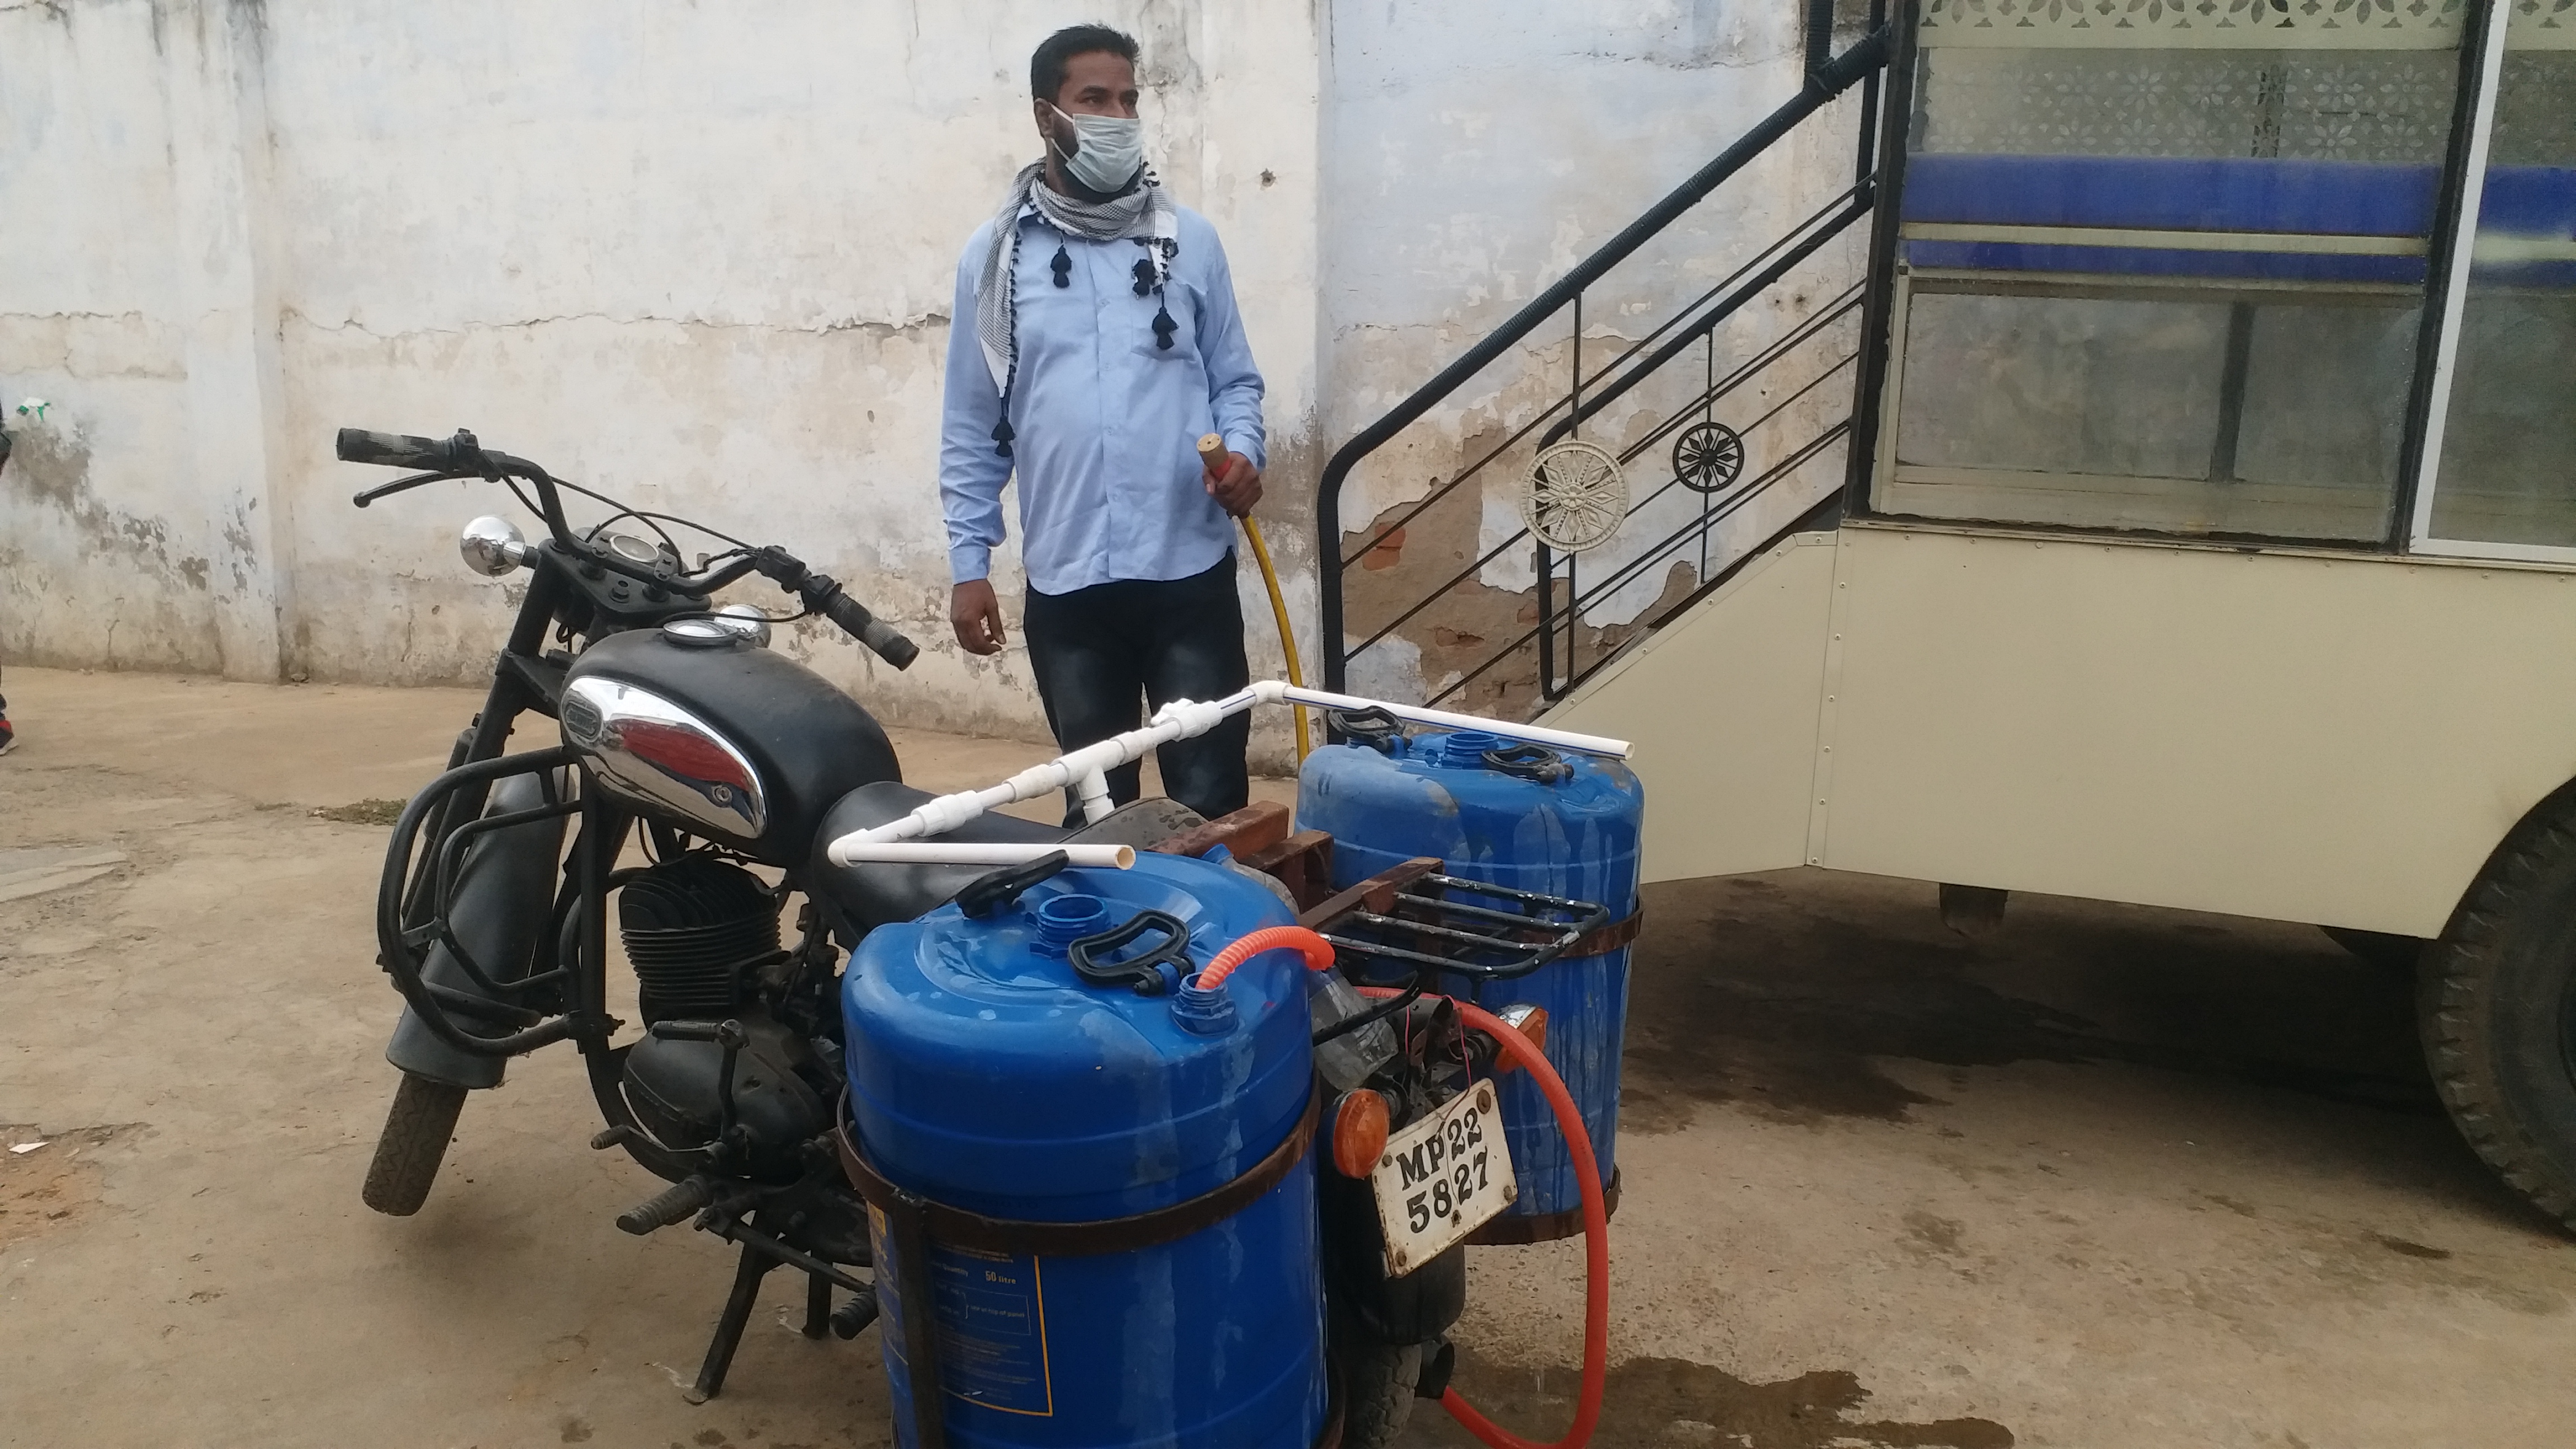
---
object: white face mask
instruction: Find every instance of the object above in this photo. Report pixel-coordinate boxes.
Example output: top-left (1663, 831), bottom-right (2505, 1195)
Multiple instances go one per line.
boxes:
top-left (1047, 102), bottom-right (1146, 194)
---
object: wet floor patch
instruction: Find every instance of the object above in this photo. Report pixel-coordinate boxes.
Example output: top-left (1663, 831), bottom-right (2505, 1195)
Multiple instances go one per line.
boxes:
top-left (1395, 1344), bottom-right (2012, 1447)
top-left (1619, 875), bottom-right (2092, 1129)
top-left (1618, 872), bottom-right (2438, 1132)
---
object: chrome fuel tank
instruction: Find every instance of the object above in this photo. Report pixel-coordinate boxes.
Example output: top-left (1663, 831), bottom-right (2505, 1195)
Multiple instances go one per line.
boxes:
top-left (560, 623), bottom-right (901, 865)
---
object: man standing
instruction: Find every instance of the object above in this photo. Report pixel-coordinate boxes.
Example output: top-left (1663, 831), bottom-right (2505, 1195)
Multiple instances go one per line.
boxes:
top-left (940, 24), bottom-right (1264, 825)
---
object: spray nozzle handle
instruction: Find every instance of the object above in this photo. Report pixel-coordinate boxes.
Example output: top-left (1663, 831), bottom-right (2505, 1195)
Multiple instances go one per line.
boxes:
top-left (956, 851), bottom-right (1072, 920)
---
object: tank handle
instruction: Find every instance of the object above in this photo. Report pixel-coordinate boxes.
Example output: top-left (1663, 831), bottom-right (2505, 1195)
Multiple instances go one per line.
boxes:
top-left (1066, 909), bottom-right (1195, 996)
top-left (1325, 705), bottom-right (1405, 754)
top-left (1483, 741), bottom-right (1572, 784)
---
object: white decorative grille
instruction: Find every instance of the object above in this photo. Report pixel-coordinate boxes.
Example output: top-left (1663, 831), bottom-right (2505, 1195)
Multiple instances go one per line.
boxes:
top-left (2510, 0), bottom-right (2576, 49)
top-left (1920, 0), bottom-right (2468, 49)
top-left (2490, 54), bottom-right (2576, 163)
top-left (1920, 48), bottom-right (2459, 160)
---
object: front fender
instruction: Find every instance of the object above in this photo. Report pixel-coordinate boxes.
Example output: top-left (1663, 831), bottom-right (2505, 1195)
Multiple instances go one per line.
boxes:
top-left (384, 771), bottom-right (569, 1088)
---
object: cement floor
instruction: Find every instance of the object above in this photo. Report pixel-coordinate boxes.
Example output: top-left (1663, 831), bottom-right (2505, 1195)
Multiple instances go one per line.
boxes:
top-left (0, 666), bottom-right (2568, 1448)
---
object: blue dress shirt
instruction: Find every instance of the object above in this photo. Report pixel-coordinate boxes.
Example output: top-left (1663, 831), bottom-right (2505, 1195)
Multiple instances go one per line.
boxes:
top-left (939, 202), bottom-right (1266, 596)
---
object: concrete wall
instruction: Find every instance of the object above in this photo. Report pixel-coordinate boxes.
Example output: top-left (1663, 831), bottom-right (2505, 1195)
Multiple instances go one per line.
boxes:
top-left (0, 1), bottom-right (282, 678)
top-left (2, 0), bottom-right (1322, 755)
top-left (3, 0), bottom-right (1853, 752)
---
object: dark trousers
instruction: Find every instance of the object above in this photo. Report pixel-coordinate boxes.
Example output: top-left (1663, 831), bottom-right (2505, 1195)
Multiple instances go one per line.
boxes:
top-left (1023, 553), bottom-right (1251, 827)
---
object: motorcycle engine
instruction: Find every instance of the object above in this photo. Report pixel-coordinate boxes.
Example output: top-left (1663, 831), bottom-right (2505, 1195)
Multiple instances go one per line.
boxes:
top-left (620, 854), bottom-right (778, 1020)
top-left (614, 856), bottom-right (827, 1173)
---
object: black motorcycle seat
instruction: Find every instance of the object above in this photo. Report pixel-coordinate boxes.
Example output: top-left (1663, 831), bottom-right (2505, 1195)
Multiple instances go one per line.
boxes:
top-left (807, 782), bottom-right (1211, 933)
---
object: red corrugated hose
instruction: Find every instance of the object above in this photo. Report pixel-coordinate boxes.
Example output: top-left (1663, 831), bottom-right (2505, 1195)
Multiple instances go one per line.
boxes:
top-left (1360, 987), bottom-right (1609, 1449)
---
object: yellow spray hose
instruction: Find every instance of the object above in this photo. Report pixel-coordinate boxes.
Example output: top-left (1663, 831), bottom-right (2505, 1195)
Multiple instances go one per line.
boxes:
top-left (1240, 515), bottom-right (1311, 761)
top-left (1204, 435), bottom-right (1311, 761)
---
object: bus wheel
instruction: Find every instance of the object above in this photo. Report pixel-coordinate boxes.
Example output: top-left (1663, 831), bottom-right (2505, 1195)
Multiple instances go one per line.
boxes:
top-left (2421, 790), bottom-right (2576, 1233)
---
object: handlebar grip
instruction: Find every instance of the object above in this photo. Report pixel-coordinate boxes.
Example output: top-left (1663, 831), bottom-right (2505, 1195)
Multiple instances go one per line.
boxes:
top-left (822, 592), bottom-right (920, 671)
top-left (337, 428), bottom-right (457, 469)
top-left (614, 1176), bottom-right (713, 1235)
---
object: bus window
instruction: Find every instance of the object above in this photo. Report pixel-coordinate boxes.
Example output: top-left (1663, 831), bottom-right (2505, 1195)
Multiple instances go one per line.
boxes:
top-left (1878, 12), bottom-right (2465, 542)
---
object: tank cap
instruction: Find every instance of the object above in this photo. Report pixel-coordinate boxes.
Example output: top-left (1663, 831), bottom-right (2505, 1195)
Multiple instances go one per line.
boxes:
top-left (1171, 976), bottom-right (1239, 1035)
top-left (1029, 893), bottom-right (1111, 956)
top-left (1435, 730), bottom-right (1509, 767)
top-left (660, 615), bottom-right (741, 648)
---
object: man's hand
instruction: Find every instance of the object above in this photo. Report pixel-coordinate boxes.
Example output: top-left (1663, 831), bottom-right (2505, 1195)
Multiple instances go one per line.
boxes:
top-left (951, 579), bottom-right (1007, 655)
top-left (1206, 452), bottom-right (1263, 518)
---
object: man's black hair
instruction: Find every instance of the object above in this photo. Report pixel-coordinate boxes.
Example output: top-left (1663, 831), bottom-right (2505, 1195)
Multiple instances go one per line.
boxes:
top-left (1031, 24), bottom-right (1140, 103)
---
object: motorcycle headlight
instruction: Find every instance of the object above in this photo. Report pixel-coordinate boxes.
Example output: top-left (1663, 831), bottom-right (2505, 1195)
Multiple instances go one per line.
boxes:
top-left (459, 515), bottom-right (530, 576)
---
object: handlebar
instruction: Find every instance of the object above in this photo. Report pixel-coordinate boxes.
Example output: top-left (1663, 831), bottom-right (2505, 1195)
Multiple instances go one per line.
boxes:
top-left (337, 428), bottom-right (471, 471)
top-left (820, 589), bottom-right (921, 671)
top-left (338, 424), bottom-right (917, 670)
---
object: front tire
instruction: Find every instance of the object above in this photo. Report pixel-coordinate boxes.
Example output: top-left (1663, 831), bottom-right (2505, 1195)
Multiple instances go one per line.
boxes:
top-left (362, 1072), bottom-right (468, 1216)
top-left (2420, 787), bottom-right (2576, 1233)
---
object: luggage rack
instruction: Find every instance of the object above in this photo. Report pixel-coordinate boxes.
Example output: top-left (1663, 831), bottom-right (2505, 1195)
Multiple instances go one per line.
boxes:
top-left (1298, 856), bottom-right (1611, 983)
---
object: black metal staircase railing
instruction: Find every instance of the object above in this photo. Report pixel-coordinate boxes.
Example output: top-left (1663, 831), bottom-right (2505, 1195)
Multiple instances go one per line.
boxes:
top-left (1315, 13), bottom-right (1897, 716)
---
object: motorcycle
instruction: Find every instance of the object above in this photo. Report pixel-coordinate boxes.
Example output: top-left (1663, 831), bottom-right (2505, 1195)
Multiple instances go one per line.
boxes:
top-left (337, 426), bottom-right (1589, 1442)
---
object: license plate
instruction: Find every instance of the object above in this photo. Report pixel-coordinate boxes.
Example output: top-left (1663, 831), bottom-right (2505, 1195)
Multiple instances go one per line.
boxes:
top-left (1370, 1079), bottom-right (1515, 1277)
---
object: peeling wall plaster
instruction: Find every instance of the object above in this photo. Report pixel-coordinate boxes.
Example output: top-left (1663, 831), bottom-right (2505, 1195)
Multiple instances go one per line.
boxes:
top-left (4, 0), bottom-right (1845, 757)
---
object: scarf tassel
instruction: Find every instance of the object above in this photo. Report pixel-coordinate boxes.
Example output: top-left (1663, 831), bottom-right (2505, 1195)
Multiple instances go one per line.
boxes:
top-left (992, 413), bottom-right (1015, 459)
top-left (977, 162), bottom-right (1182, 415)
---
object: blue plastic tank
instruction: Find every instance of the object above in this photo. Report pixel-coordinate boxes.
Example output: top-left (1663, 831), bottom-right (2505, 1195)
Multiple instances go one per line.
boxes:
top-left (1296, 729), bottom-right (1642, 1229)
top-left (842, 851), bottom-right (1327, 1449)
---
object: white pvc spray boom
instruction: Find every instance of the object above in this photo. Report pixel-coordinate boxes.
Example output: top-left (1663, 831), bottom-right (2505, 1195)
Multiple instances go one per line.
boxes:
top-left (827, 841), bottom-right (1137, 869)
top-left (1266, 684), bottom-right (1630, 760)
top-left (822, 681), bottom-right (1630, 869)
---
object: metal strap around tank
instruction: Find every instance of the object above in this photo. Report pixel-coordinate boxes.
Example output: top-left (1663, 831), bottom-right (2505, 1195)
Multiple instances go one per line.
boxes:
top-left (840, 1085), bottom-right (1325, 1449)
top-left (1560, 908), bottom-right (1644, 959)
top-left (833, 1082), bottom-right (1322, 1259)
top-left (1465, 1169), bottom-right (1622, 1247)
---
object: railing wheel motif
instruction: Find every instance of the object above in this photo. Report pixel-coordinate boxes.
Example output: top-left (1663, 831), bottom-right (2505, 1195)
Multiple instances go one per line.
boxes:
top-left (1520, 441), bottom-right (1627, 555)
top-left (1672, 420), bottom-right (1745, 495)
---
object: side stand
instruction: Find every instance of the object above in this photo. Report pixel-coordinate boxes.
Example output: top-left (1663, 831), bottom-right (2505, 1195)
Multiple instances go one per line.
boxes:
top-left (685, 1235), bottom-right (883, 1405)
top-left (685, 1240), bottom-right (780, 1405)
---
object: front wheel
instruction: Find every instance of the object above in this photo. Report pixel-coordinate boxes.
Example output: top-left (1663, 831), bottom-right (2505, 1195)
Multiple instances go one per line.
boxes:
top-left (361, 1073), bottom-right (468, 1216)
top-left (2420, 787), bottom-right (2576, 1233)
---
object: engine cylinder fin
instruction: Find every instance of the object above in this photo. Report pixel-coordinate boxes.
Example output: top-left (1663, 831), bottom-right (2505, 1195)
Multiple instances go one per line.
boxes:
top-left (618, 855), bottom-right (780, 1020)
